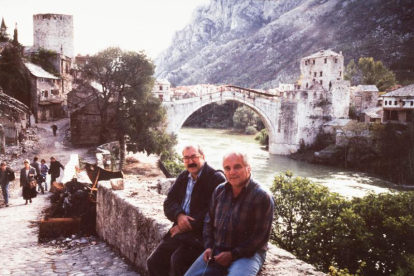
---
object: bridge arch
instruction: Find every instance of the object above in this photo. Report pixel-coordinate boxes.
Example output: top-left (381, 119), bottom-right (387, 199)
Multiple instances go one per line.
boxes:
top-left (170, 91), bottom-right (276, 136)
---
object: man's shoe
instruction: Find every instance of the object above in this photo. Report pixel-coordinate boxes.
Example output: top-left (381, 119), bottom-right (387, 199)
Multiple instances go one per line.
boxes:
top-left (29, 199), bottom-right (32, 203)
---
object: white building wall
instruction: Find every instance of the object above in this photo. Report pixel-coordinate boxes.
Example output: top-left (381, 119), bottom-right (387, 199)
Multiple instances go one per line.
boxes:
top-left (33, 14), bottom-right (74, 59)
top-left (300, 51), bottom-right (344, 91)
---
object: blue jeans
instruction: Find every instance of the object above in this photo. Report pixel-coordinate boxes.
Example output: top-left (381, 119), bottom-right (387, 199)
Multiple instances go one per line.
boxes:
top-left (1, 181), bottom-right (10, 205)
top-left (184, 249), bottom-right (266, 276)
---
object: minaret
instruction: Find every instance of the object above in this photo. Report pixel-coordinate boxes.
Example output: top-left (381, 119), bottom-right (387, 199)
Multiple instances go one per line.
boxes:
top-left (13, 23), bottom-right (18, 44)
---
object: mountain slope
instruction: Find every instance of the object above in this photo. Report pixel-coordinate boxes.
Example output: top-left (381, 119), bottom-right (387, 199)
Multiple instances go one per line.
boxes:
top-left (155, 0), bottom-right (414, 88)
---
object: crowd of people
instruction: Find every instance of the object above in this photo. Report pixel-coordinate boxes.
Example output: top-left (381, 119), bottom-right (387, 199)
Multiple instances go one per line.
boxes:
top-left (0, 156), bottom-right (65, 206)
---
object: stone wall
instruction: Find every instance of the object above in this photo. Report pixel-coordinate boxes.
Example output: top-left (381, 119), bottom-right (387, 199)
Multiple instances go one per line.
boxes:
top-left (96, 179), bottom-right (326, 276)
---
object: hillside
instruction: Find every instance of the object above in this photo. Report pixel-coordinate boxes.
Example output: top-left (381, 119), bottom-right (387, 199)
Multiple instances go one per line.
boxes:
top-left (155, 0), bottom-right (414, 88)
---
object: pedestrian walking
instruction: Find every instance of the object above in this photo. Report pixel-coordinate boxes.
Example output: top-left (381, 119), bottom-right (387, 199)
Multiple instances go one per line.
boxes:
top-left (31, 156), bottom-right (44, 194)
top-left (0, 161), bottom-right (15, 207)
top-left (49, 156), bottom-right (64, 188)
top-left (51, 124), bottom-right (58, 136)
top-left (20, 159), bottom-right (37, 205)
top-left (40, 159), bottom-right (49, 192)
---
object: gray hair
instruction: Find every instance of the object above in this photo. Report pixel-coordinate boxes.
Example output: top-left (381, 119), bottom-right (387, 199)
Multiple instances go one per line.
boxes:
top-left (24, 159), bottom-right (30, 164)
top-left (222, 150), bottom-right (251, 167)
top-left (182, 144), bottom-right (204, 156)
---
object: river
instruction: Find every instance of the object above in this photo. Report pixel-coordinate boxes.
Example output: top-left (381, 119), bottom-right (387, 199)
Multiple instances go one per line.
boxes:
top-left (176, 128), bottom-right (398, 197)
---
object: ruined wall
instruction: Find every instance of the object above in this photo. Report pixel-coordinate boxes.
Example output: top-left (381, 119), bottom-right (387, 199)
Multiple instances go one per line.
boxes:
top-left (33, 14), bottom-right (74, 59)
top-left (96, 180), bottom-right (326, 276)
top-left (70, 99), bottom-right (117, 145)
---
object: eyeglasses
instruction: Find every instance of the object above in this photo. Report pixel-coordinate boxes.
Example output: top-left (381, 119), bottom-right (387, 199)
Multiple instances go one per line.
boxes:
top-left (182, 155), bottom-right (201, 163)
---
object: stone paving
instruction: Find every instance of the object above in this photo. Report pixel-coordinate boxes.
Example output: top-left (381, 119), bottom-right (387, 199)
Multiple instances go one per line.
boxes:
top-left (0, 192), bottom-right (140, 276)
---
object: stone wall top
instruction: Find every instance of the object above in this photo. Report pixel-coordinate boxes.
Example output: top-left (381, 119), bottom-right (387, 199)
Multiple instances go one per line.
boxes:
top-left (96, 177), bottom-right (326, 276)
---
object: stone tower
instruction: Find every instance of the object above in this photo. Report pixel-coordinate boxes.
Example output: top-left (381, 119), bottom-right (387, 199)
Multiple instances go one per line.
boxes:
top-left (33, 14), bottom-right (74, 58)
top-left (300, 49), bottom-right (344, 91)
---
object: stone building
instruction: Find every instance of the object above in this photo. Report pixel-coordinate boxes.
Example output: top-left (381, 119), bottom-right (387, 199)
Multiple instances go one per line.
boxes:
top-left (33, 14), bottom-right (74, 59)
top-left (350, 85), bottom-right (379, 118)
top-left (151, 79), bottom-right (172, 101)
top-left (381, 84), bottom-right (414, 124)
top-left (300, 50), bottom-right (344, 91)
top-left (24, 62), bottom-right (63, 122)
top-left (70, 98), bottom-right (118, 145)
top-left (0, 91), bottom-right (32, 146)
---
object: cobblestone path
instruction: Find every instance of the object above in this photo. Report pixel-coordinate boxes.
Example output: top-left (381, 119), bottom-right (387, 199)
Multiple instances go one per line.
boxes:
top-left (0, 193), bottom-right (140, 276)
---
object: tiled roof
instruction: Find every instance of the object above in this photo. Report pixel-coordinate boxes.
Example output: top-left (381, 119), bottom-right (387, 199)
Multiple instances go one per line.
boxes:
top-left (382, 84), bottom-right (414, 97)
top-left (24, 62), bottom-right (59, 79)
top-left (302, 49), bottom-right (342, 60)
top-left (357, 85), bottom-right (379, 92)
top-left (155, 78), bottom-right (170, 85)
top-left (362, 107), bottom-right (383, 118)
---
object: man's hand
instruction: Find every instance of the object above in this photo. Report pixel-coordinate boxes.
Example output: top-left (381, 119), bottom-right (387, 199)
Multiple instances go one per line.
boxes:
top-left (177, 214), bottom-right (194, 232)
top-left (214, 251), bottom-right (233, 267)
top-left (203, 248), bottom-right (213, 263)
top-left (169, 225), bottom-right (183, 237)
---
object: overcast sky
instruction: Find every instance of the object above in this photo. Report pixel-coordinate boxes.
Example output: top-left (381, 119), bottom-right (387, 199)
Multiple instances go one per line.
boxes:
top-left (1, 0), bottom-right (210, 59)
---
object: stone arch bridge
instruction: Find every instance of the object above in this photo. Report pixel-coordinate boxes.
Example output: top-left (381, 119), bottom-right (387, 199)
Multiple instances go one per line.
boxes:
top-left (162, 86), bottom-right (335, 155)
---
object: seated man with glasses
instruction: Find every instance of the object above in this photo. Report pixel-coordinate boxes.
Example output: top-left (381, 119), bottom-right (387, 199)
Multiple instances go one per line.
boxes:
top-left (147, 144), bottom-right (226, 276)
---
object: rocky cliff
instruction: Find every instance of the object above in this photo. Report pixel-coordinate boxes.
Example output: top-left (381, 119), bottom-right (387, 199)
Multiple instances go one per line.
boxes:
top-left (155, 0), bottom-right (414, 88)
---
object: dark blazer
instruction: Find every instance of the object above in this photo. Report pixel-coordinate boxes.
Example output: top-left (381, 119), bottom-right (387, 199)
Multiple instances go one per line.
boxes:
top-left (164, 162), bottom-right (226, 238)
top-left (49, 161), bottom-right (64, 176)
top-left (0, 167), bottom-right (15, 184)
top-left (20, 167), bottom-right (36, 187)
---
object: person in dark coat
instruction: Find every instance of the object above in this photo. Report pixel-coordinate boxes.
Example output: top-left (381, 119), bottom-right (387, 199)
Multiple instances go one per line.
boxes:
top-left (147, 144), bottom-right (226, 276)
top-left (0, 161), bottom-right (15, 207)
top-left (31, 156), bottom-right (44, 194)
top-left (51, 124), bottom-right (58, 136)
top-left (20, 159), bottom-right (37, 205)
top-left (48, 156), bottom-right (65, 187)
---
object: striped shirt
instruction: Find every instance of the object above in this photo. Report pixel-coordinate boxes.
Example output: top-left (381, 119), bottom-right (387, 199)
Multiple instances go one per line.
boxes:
top-left (203, 178), bottom-right (274, 259)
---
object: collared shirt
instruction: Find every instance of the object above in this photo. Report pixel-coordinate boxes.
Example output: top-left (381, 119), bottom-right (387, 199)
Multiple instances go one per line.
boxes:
top-left (181, 164), bottom-right (205, 215)
top-left (203, 178), bottom-right (274, 258)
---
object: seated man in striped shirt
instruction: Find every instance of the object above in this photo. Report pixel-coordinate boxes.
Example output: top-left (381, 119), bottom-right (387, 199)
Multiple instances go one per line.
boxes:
top-left (185, 150), bottom-right (274, 276)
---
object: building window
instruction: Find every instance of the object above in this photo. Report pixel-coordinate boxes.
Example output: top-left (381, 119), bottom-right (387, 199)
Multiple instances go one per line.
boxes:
top-left (340, 71), bottom-right (342, 76)
top-left (320, 80), bottom-right (323, 85)
top-left (403, 101), bottom-right (406, 106)
top-left (306, 83), bottom-right (309, 89)
top-left (385, 101), bottom-right (387, 106)
top-left (320, 71), bottom-right (323, 77)
top-left (411, 101), bottom-right (413, 106)
top-left (394, 101), bottom-right (397, 105)
top-left (159, 86), bottom-right (163, 91)
top-left (389, 101), bottom-right (392, 105)
top-left (39, 78), bottom-right (44, 83)
top-left (324, 58), bottom-right (327, 64)
top-left (335, 58), bottom-right (338, 63)
top-left (314, 72), bottom-right (317, 77)
top-left (305, 61), bottom-right (308, 65)
top-left (313, 60), bottom-right (315, 65)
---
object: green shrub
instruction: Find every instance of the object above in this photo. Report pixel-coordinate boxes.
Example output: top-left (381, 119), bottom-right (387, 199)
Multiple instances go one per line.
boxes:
top-left (271, 172), bottom-right (414, 276)
top-left (245, 125), bottom-right (258, 135)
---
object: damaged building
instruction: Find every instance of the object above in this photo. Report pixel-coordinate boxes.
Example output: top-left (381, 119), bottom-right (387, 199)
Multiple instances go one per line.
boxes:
top-left (381, 84), bottom-right (414, 124)
top-left (0, 90), bottom-right (33, 148)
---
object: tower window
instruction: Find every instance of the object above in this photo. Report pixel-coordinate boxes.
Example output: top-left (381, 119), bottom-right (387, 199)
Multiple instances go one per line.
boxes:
top-left (159, 86), bottom-right (163, 91)
top-left (320, 71), bottom-right (323, 77)
top-left (320, 80), bottom-right (323, 85)
top-left (324, 58), bottom-right (327, 64)
top-left (340, 71), bottom-right (342, 76)
top-left (313, 60), bottom-right (315, 65)
top-left (314, 72), bottom-right (317, 77)
top-left (335, 58), bottom-right (338, 63)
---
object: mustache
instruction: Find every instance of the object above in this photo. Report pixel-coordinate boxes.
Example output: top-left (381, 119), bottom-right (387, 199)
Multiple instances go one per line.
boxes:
top-left (188, 163), bottom-right (198, 168)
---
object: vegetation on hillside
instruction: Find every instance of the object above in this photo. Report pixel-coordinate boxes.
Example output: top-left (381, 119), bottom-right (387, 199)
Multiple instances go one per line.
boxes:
top-left (345, 57), bottom-right (397, 91)
top-left (271, 171), bottom-right (414, 276)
